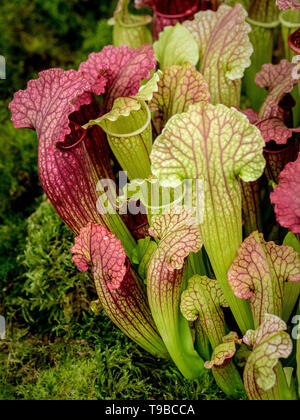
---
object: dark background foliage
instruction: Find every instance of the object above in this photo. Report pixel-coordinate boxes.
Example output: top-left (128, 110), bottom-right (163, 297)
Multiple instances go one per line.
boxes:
top-left (0, 0), bottom-right (116, 100)
top-left (0, 0), bottom-right (116, 320)
top-left (0, 0), bottom-right (228, 400)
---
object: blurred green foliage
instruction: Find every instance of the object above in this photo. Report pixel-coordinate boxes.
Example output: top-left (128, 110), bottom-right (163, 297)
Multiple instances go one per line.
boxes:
top-left (0, 0), bottom-right (117, 99)
top-left (0, 104), bottom-right (39, 222)
top-left (0, 102), bottom-right (40, 310)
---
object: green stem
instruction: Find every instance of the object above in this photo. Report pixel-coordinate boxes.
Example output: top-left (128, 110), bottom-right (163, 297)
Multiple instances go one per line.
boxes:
top-left (280, 9), bottom-right (300, 60)
top-left (291, 86), bottom-right (300, 128)
top-left (243, 18), bottom-right (279, 111)
top-left (279, 10), bottom-right (300, 127)
top-left (188, 250), bottom-right (210, 277)
top-left (271, 364), bottom-right (295, 400)
top-left (147, 264), bottom-right (204, 379)
top-left (199, 187), bottom-right (254, 334)
top-left (95, 270), bottom-right (168, 359)
top-left (241, 179), bottom-right (263, 236)
top-left (283, 283), bottom-right (300, 322)
top-left (108, 213), bottom-right (137, 257)
top-left (108, 130), bottom-right (152, 180)
top-left (248, 0), bottom-right (279, 23)
top-left (195, 321), bottom-right (211, 361)
top-left (111, 0), bottom-right (152, 48)
top-left (212, 363), bottom-right (245, 398)
top-left (211, 255), bottom-right (254, 335)
top-left (283, 234), bottom-right (300, 322)
top-left (245, 362), bottom-right (296, 400)
top-left (243, 1), bottom-right (280, 111)
top-left (113, 22), bottom-right (152, 49)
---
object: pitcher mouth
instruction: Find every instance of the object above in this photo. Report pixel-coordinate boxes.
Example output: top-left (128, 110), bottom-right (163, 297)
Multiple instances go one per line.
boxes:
top-left (288, 28), bottom-right (300, 54)
top-left (153, 3), bottom-right (198, 19)
top-left (264, 140), bottom-right (294, 154)
top-left (279, 9), bottom-right (300, 29)
top-left (102, 101), bottom-right (151, 138)
top-left (246, 16), bottom-right (280, 29)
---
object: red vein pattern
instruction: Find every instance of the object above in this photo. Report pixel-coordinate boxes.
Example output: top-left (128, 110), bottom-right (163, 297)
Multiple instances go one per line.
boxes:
top-left (203, 331), bottom-right (244, 397)
top-left (151, 102), bottom-right (265, 333)
top-left (240, 107), bottom-right (300, 184)
top-left (228, 231), bottom-right (300, 327)
top-left (71, 223), bottom-right (167, 357)
top-left (271, 153), bottom-right (300, 234)
top-left (241, 108), bottom-right (300, 146)
top-left (9, 69), bottom-right (114, 235)
top-left (150, 63), bottom-right (210, 132)
top-left (181, 275), bottom-right (228, 349)
top-left (263, 139), bottom-right (299, 184)
top-left (243, 314), bottom-right (293, 400)
top-left (240, 178), bottom-right (263, 236)
top-left (276, 0), bottom-right (300, 10)
top-left (255, 60), bottom-right (298, 120)
top-left (147, 208), bottom-right (204, 377)
top-left (183, 4), bottom-right (252, 107)
top-left (135, 0), bottom-right (154, 9)
top-left (71, 223), bottom-right (127, 290)
top-left (79, 44), bottom-right (156, 111)
top-left (204, 332), bottom-right (240, 369)
top-left (135, 0), bottom-right (202, 40)
top-left (257, 118), bottom-right (300, 145)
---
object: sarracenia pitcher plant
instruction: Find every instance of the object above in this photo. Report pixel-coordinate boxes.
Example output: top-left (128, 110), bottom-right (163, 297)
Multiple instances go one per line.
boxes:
top-left (9, 0), bottom-right (300, 400)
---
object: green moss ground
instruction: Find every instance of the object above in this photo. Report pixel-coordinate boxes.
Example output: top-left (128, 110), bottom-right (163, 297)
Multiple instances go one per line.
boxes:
top-left (0, 322), bottom-right (229, 400)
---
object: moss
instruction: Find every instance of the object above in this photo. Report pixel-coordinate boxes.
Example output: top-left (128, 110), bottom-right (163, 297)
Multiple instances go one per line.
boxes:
top-left (3, 200), bottom-right (96, 336)
top-left (0, 323), bottom-right (231, 401)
